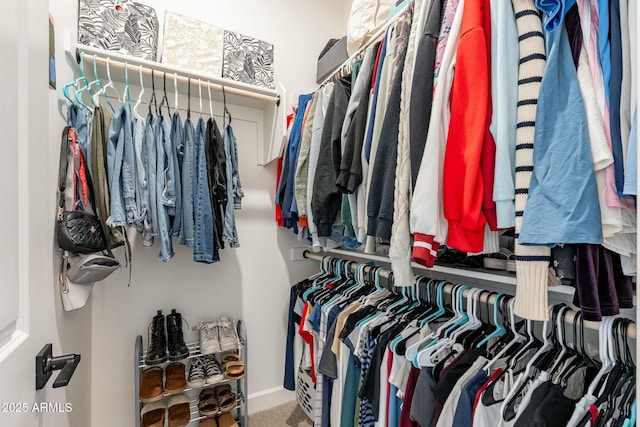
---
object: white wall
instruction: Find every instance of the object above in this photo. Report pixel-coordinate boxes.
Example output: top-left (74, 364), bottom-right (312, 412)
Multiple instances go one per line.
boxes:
top-left (45, 1), bottom-right (348, 426)
top-left (47, 1), bottom-right (95, 426)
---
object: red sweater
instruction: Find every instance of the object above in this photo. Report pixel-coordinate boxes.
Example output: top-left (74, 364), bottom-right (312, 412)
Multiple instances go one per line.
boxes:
top-left (443, 0), bottom-right (490, 253)
top-left (481, 0), bottom-right (498, 231)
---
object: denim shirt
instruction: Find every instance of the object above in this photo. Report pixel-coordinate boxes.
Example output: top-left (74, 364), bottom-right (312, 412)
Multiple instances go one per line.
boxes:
top-left (106, 106), bottom-right (136, 227)
top-left (133, 113), bottom-right (150, 234)
top-left (222, 124), bottom-right (243, 247)
top-left (180, 117), bottom-right (196, 246)
top-left (145, 114), bottom-right (158, 246)
top-left (169, 112), bottom-right (183, 236)
top-left (193, 117), bottom-right (219, 263)
top-left (154, 115), bottom-right (175, 262)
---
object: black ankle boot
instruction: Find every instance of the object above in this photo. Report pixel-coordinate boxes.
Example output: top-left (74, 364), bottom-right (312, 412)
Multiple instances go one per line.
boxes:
top-left (145, 310), bottom-right (167, 365)
top-left (166, 309), bottom-right (189, 361)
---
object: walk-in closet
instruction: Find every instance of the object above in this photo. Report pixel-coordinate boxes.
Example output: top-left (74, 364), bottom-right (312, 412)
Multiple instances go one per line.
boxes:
top-left (0, 0), bottom-right (637, 426)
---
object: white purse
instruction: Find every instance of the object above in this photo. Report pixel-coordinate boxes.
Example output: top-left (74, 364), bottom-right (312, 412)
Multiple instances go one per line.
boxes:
top-left (59, 252), bottom-right (120, 312)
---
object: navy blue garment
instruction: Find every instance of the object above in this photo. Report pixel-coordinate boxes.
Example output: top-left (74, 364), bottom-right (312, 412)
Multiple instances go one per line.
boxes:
top-left (609, 0), bottom-right (625, 194)
top-left (364, 36), bottom-right (388, 162)
top-left (284, 284), bottom-right (300, 391)
top-left (452, 369), bottom-right (489, 427)
top-left (281, 94), bottom-right (313, 227)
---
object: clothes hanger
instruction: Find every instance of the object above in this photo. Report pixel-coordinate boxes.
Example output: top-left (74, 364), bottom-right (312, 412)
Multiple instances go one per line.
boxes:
top-left (186, 77), bottom-right (191, 120)
top-left (409, 284), bottom-right (464, 367)
top-left (159, 72), bottom-right (170, 117)
top-left (390, 276), bottom-right (434, 353)
top-left (558, 311), bottom-right (604, 387)
top-left (93, 57), bottom-right (121, 113)
top-left (133, 65), bottom-right (147, 116)
top-left (475, 293), bottom-right (507, 349)
top-left (420, 288), bottom-right (483, 367)
top-left (222, 85), bottom-right (232, 128)
top-left (76, 54), bottom-right (100, 109)
top-left (501, 306), bottom-right (555, 420)
top-left (174, 73), bottom-right (179, 114)
top-left (461, 290), bottom-right (496, 348)
top-left (418, 286), bottom-right (482, 367)
top-left (198, 79), bottom-right (203, 118)
top-left (124, 61), bottom-right (132, 111)
top-left (483, 298), bottom-right (526, 374)
top-left (73, 54), bottom-right (92, 111)
top-left (208, 81), bottom-right (214, 119)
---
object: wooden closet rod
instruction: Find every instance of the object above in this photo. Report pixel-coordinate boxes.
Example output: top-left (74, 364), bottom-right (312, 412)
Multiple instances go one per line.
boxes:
top-left (302, 250), bottom-right (637, 339)
top-left (76, 47), bottom-right (280, 105)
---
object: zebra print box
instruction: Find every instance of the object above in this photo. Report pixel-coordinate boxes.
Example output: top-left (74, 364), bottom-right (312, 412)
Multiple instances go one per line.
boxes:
top-left (78, 0), bottom-right (159, 61)
top-left (223, 31), bottom-right (274, 89)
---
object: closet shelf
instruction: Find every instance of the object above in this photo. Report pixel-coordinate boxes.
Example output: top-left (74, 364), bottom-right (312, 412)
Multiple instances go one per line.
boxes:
top-left (321, 248), bottom-right (578, 297)
top-left (67, 44), bottom-right (287, 166)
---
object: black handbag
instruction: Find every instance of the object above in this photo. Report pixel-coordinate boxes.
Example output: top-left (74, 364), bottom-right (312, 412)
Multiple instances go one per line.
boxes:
top-left (56, 127), bottom-right (108, 254)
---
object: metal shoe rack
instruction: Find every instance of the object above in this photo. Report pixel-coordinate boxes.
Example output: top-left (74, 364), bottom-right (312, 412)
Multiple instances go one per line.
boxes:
top-left (134, 320), bottom-right (248, 427)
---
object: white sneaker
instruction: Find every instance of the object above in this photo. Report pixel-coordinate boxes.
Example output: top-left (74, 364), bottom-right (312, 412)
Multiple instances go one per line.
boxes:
top-left (199, 320), bottom-right (221, 355)
top-left (217, 317), bottom-right (239, 352)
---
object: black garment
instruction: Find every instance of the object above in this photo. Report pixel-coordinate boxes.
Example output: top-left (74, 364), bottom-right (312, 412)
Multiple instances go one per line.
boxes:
top-left (367, 6), bottom-right (412, 241)
top-left (513, 380), bottom-right (553, 427)
top-left (359, 324), bottom-right (404, 419)
top-left (312, 77), bottom-right (352, 236)
top-left (432, 349), bottom-right (483, 402)
top-left (337, 68), bottom-right (374, 194)
top-left (573, 244), bottom-right (635, 321)
top-left (531, 384), bottom-right (579, 427)
top-left (411, 367), bottom-right (438, 427)
top-left (339, 305), bottom-right (378, 341)
top-left (565, 4), bottom-right (583, 68)
top-left (205, 117), bottom-right (226, 250)
top-left (409, 0), bottom-right (445, 189)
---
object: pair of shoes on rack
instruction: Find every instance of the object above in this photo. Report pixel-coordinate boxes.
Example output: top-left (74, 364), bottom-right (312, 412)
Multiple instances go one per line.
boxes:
top-left (221, 351), bottom-right (244, 381)
top-left (200, 413), bottom-right (239, 427)
top-left (188, 355), bottom-right (224, 388)
top-left (199, 317), bottom-right (240, 354)
top-left (146, 309), bottom-right (190, 365)
top-left (141, 394), bottom-right (190, 427)
top-left (198, 384), bottom-right (237, 417)
top-left (140, 363), bottom-right (187, 403)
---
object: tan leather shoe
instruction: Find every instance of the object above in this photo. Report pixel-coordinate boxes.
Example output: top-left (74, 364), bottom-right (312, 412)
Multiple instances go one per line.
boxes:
top-left (165, 362), bottom-right (187, 394)
top-left (199, 416), bottom-right (218, 426)
top-left (140, 366), bottom-right (164, 403)
top-left (141, 401), bottom-right (165, 427)
top-left (167, 394), bottom-right (191, 427)
top-left (217, 413), bottom-right (239, 427)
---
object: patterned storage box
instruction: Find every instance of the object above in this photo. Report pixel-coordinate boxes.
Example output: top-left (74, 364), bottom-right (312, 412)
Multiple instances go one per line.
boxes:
top-left (223, 31), bottom-right (275, 89)
top-left (161, 11), bottom-right (224, 77)
top-left (78, 0), bottom-right (159, 61)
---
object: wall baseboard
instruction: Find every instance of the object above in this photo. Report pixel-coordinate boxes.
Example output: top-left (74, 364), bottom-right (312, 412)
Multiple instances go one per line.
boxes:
top-left (247, 386), bottom-right (297, 414)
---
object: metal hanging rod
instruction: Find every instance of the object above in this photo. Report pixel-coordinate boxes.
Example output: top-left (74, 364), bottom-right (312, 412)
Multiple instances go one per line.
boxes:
top-left (76, 45), bottom-right (280, 106)
top-left (302, 250), bottom-right (637, 339)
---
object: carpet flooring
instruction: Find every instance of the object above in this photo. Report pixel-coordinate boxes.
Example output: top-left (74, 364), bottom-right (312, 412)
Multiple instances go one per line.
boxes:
top-left (248, 400), bottom-right (312, 426)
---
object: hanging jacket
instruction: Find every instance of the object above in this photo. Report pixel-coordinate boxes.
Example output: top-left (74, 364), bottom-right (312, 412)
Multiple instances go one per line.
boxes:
top-left (91, 105), bottom-right (125, 249)
top-left (367, 5), bottom-right (414, 242)
top-left (442, 0), bottom-right (490, 253)
top-left (312, 77), bottom-right (352, 237)
top-left (205, 117), bottom-right (226, 251)
top-left (410, 0), bottom-right (465, 268)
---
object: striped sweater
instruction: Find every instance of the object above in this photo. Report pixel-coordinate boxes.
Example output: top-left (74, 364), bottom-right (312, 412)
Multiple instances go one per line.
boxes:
top-left (511, 0), bottom-right (551, 321)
